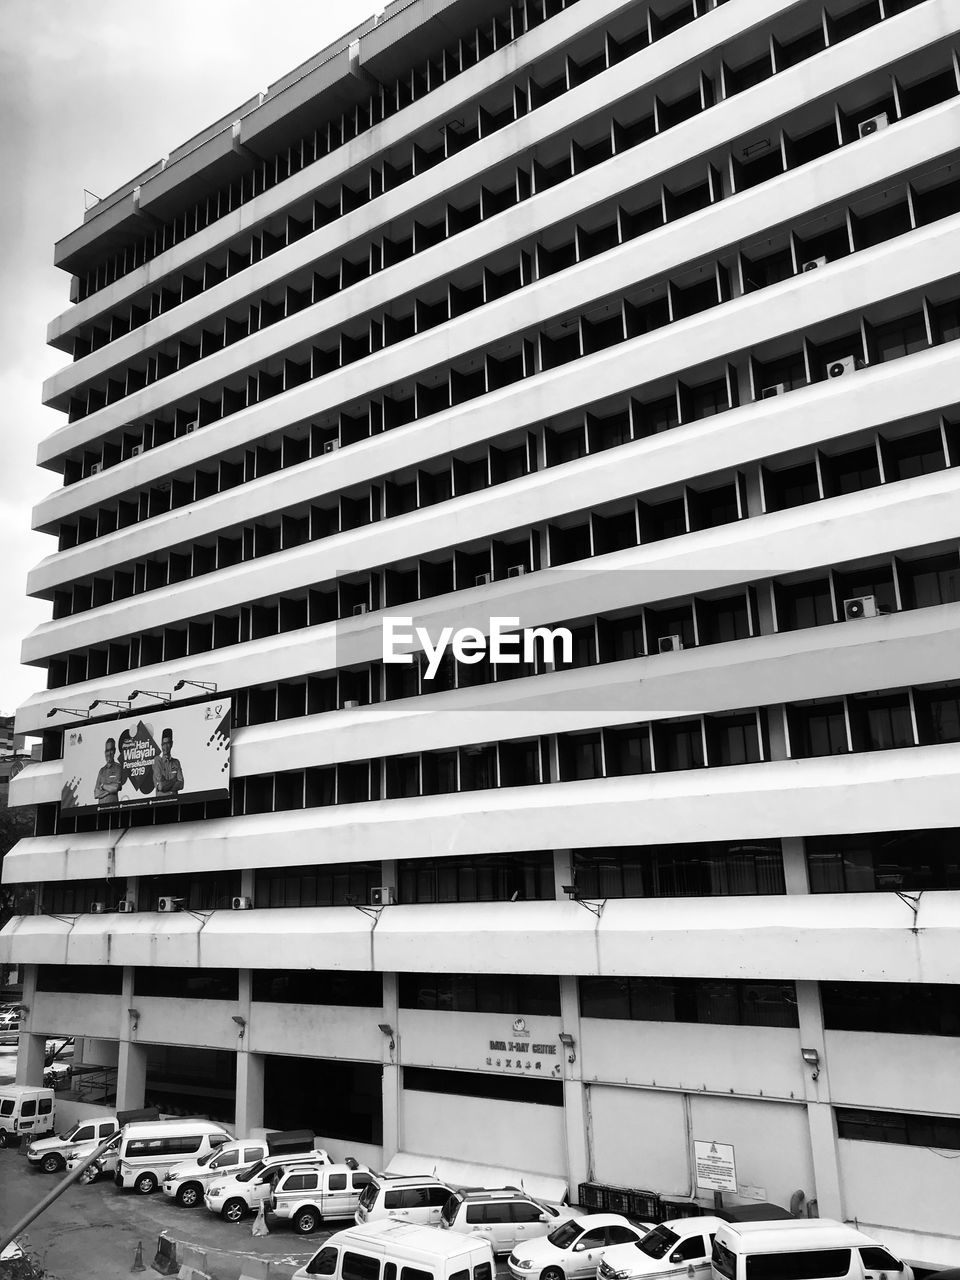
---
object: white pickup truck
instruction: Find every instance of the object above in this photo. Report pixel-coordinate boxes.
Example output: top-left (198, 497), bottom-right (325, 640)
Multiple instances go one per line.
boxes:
top-left (27, 1115), bottom-right (120, 1173)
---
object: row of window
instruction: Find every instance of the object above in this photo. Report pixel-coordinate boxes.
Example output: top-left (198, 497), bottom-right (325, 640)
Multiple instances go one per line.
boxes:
top-left (44, 403), bottom-right (960, 685)
top-left (62, 42), bottom-right (960, 495)
top-left (31, 828), bottom-right (960, 917)
top-left (67, 0), bottom-right (932, 428)
top-left (41, 678), bottom-right (960, 836)
top-left (74, 0), bottom-right (593, 300)
top-left (33, 964), bottom-right (960, 1042)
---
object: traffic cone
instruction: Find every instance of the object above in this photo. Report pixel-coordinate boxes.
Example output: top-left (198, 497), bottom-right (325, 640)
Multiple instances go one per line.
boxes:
top-left (131, 1240), bottom-right (146, 1272)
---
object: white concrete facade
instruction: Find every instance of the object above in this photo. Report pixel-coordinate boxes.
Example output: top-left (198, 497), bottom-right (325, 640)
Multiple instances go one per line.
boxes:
top-left (5, 0), bottom-right (960, 1267)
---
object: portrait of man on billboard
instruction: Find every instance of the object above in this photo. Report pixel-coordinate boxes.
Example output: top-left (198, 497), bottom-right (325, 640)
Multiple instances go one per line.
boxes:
top-left (152, 727), bottom-right (185, 797)
top-left (93, 738), bottom-right (122, 808)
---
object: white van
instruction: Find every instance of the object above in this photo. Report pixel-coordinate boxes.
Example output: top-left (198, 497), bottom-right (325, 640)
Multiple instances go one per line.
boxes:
top-left (292, 1218), bottom-right (496, 1280)
top-left (711, 1219), bottom-right (914, 1280)
top-left (115, 1118), bottom-right (233, 1194)
top-left (0, 1085), bottom-right (56, 1147)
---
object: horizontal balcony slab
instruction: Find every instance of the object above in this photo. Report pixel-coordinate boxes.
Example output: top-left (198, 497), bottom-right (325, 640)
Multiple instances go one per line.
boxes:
top-left (3, 886), bottom-right (959, 984)
top-left (47, 0), bottom-right (784, 339)
top-left (13, 601), bottom-right (960, 807)
top-left (20, 434), bottom-right (960, 668)
top-left (3, 743), bottom-right (958, 884)
top-left (43, 7), bottom-right (959, 413)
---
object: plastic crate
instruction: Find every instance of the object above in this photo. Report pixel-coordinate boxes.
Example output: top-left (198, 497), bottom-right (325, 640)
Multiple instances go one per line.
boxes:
top-left (657, 1197), bottom-right (704, 1221)
top-left (578, 1182), bottom-right (605, 1210)
top-left (602, 1185), bottom-right (632, 1213)
top-left (627, 1190), bottom-right (659, 1222)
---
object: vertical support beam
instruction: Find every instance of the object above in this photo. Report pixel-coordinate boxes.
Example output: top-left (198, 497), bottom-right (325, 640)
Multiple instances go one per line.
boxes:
top-left (782, 836), bottom-right (810, 894)
top-left (559, 975), bottom-right (588, 1192)
top-left (15, 1034), bottom-right (47, 1087)
top-left (234, 1050), bottom-right (265, 1136)
top-left (381, 971), bottom-right (400, 1162)
top-left (795, 979), bottom-right (842, 1219)
top-left (553, 850), bottom-right (572, 897)
top-left (115, 1041), bottom-right (148, 1111)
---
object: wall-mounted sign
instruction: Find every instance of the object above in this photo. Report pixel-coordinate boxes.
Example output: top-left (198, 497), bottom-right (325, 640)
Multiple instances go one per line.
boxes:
top-left (60, 699), bottom-right (231, 814)
top-left (694, 1141), bottom-right (738, 1193)
top-left (484, 1018), bottom-right (560, 1075)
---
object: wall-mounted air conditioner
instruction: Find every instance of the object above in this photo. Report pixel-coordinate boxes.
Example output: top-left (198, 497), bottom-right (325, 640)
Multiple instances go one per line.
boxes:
top-left (118, 899), bottom-right (137, 913)
top-left (475, 573), bottom-right (491, 586)
top-left (658, 635), bottom-right (683, 653)
top-left (370, 886), bottom-right (395, 907)
top-left (90, 462), bottom-right (103, 475)
top-left (231, 896), bottom-right (253, 911)
top-left (827, 356), bottom-right (857, 379)
top-left (858, 112), bottom-right (889, 138)
top-left (158, 896), bottom-right (181, 913)
top-left (761, 384), bottom-right (787, 399)
top-left (185, 421), bottom-right (198, 434)
top-left (343, 699), bottom-right (361, 709)
top-left (90, 902), bottom-right (107, 914)
top-left (323, 440), bottom-right (340, 454)
top-left (506, 565), bottom-right (527, 577)
top-left (802, 257), bottom-right (828, 273)
top-left (843, 595), bottom-right (885, 621)
top-left (352, 603), bottom-right (368, 616)
top-left (131, 444), bottom-right (144, 457)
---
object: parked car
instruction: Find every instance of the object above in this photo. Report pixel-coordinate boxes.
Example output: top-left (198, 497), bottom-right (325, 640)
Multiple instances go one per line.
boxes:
top-left (269, 1163), bottom-right (376, 1233)
top-left (356, 1173), bottom-right (456, 1226)
top-left (27, 1116), bottom-right (120, 1173)
top-left (0, 1009), bottom-right (21, 1046)
top-left (509, 1214), bottom-right (652, 1280)
top-left (599, 1216), bottom-right (725, 1280)
top-left (162, 1136), bottom-right (269, 1207)
top-left (440, 1188), bottom-right (576, 1257)
top-left (203, 1149), bottom-right (333, 1222)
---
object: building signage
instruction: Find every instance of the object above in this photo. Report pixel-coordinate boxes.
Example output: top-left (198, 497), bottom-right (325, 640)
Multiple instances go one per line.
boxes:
top-left (60, 699), bottom-right (231, 814)
top-left (694, 1141), bottom-right (738, 1193)
top-left (484, 1018), bottom-right (561, 1075)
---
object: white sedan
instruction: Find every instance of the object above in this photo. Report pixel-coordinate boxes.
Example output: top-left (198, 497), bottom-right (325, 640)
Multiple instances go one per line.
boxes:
top-left (509, 1214), bottom-right (653, 1280)
top-left (598, 1217), bottom-right (723, 1280)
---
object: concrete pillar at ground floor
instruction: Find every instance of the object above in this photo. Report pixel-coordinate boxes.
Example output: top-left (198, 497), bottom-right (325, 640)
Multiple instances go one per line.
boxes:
top-left (806, 1101), bottom-right (843, 1220)
top-left (115, 1041), bottom-right (148, 1111)
top-left (562, 1080), bottom-right (589, 1194)
top-left (382, 1063), bottom-right (401, 1164)
top-left (15, 1033), bottom-right (46, 1086)
top-left (234, 1050), bottom-right (264, 1136)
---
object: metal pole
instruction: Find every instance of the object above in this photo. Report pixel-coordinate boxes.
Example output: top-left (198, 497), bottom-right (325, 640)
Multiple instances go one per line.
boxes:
top-left (0, 1131), bottom-right (121, 1255)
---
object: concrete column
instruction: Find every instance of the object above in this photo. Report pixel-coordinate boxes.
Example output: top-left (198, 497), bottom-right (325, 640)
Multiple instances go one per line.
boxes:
top-left (381, 972), bottom-right (400, 1161)
top-left (553, 850), bottom-right (572, 898)
top-left (15, 1034), bottom-right (47, 1086)
top-left (559, 976), bottom-right (589, 1193)
top-left (239, 869), bottom-right (255, 902)
top-left (795, 979), bottom-right (842, 1219)
top-left (116, 1041), bottom-right (148, 1111)
top-left (234, 1051), bottom-right (265, 1136)
top-left (782, 836), bottom-right (810, 895)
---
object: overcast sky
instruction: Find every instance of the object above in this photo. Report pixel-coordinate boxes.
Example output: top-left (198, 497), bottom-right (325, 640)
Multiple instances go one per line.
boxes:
top-left (0, 0), bottom-right (374, 720)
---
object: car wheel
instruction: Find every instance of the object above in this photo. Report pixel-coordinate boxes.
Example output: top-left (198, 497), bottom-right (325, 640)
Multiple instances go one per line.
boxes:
top-left (135, 1172), bottom-right (158, 1195)
top-left (223, 1198), bottom-right (247, 1223)
top-left (177, 1182), bottom-right (202, 1208)
top-left (294, 1207), bottom-right (322, 1234)
top-left (41, 1153), bottom-right (64, 1174)
top-left (541, 1267), bottom-right (565, 1280)
top-left (79, 1163), bottom-right (100, 1185)
top-left (0, 1130), bottom-right (9, 1149)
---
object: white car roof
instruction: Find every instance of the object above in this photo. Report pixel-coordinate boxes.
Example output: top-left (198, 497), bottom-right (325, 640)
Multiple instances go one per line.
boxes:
top-left (567, 1215), bottom-right (648, 1230)
top-left (717, 1219), bottom-right (875, 1249)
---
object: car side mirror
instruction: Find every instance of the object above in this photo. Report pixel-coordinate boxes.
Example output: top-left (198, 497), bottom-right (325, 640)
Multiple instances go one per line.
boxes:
top-left (539, 1213), bottom-right (549, 1223)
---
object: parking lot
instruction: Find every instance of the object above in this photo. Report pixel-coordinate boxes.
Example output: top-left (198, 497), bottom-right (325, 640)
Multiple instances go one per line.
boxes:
top-left (0, 1150), bottom-right (519, 1279)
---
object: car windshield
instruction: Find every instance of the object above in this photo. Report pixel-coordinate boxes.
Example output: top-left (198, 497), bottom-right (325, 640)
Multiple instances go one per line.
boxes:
top-left (237, 1162), bottom-right (265, 1183)
top-left (547, 1221), bottom-right (584, 1249)
top-left (637, 1227), bottom-right (680, 1259)
top-left (440, 1196), bottom-right (461, 1227)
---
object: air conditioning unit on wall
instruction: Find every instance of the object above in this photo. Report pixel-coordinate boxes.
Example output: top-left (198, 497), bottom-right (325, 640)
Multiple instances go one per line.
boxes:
top-left (827, 356), bottom-right (857, 379)
top-left (658, 634), bottom-right (683, 653)
top-left (802, 257), bottom-right (828, 273)
top-left (858, 112), bottom-right (889, 138)
top-left (761, 384), bottom-right (787, 399)
top-left (844, 595), bottom-right (886, 621)
top-left (118, 899), bottom-right (137, 913)
top-left (232, 896), bottom-right (253, 911)
top-left (370, 886), bottom-right (395, 907)
top-left (158, 896), bottom-right (181, 913)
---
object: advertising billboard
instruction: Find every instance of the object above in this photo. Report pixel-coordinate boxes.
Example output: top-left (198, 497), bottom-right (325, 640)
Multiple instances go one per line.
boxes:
top-left (60, 699), bottom-right (231, 814)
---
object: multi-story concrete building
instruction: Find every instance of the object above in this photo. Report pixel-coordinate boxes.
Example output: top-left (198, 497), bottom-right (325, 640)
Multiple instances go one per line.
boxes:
top-left (2, 0), bottom-right (960, 1263)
